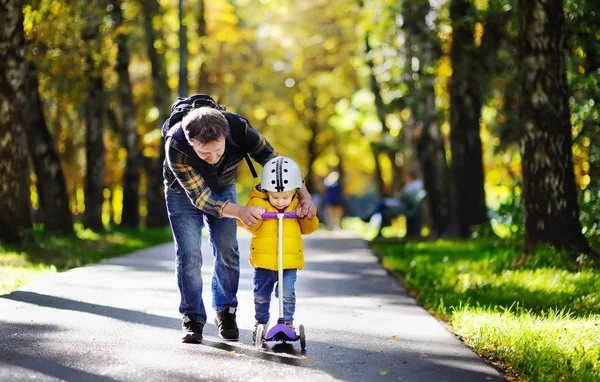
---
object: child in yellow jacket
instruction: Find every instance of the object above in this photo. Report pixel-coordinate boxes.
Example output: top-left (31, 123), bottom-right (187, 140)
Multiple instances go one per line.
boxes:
top-left (238, 156), bottom-right (319, 342)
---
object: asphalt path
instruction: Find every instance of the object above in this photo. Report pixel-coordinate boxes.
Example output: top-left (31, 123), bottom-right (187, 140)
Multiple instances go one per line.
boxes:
top-left (0, 230), bottom-right (505, 381)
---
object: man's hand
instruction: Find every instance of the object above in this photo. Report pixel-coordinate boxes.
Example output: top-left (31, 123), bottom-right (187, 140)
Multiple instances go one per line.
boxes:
top-left (296, 199), bottom-right (317, 219)
top-left (239, 206), bottom-right (266, 227)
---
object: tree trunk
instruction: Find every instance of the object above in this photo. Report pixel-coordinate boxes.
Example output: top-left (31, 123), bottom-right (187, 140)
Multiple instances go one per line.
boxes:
top-left (403, 0), bottom-right (451, 237)
top-left (179, 0), bottom-right (188, 97)
top-left (82, 1), bottom-right (106, 231)
top-left (449, 0), bottom-right (488, 237)
top-left (195, 0), bottom-right (210, 93)
top-left (112, 0), bottom-right (141, 228)
top-left (365, 33), bottom-right (399, 197)
top-left (19, 62), bottom-right (74, 236)
top-left (0, 0), bottom-right (34, 245)
top-left (141, 0), bottom-right (170, 227)
top-left (518, 0), bottom-right (591, 255)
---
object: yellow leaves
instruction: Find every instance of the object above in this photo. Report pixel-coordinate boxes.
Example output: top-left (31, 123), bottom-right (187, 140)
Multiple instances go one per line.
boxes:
top-left (474, 22), bottom-right (484, 47)
top-left (379, 370), bottom-right (388, 375)
top-left (392, 335), bottom-right (398, 339)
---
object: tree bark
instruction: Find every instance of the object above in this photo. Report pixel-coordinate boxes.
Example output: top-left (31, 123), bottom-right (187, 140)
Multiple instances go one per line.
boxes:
top-left (449, 0), bottom-right (488, 237)
top-left (518, 0), bottom-right (591, 255)
top-left (141, 0), bottom-right (170, 227)
top-left (112, 0), bottom-right (141, 228)
top-left (82, 1), bottom-right (106, 231)
top-left (19, 62), bottom-right (74, 236)
top-left (0, 0), bottom-right (34, 245)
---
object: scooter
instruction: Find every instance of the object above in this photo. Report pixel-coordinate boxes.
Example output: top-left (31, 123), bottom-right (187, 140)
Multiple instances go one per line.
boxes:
top-left (254, 211), bottom-right (306, 351)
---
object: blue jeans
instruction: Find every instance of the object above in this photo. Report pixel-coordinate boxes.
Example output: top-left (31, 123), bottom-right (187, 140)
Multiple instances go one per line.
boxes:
top-left (253, 268), bottom-right (297, 324)
top-left (165, 182), bottom-right (239, 324)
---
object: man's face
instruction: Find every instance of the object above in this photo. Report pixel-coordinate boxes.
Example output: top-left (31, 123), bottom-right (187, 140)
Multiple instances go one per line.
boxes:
top-left (189, 137), bottom-right (226, 164)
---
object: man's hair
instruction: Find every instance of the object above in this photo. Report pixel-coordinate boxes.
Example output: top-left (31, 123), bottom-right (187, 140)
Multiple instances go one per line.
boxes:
top-left (182, 107), bottom-right (228, 143)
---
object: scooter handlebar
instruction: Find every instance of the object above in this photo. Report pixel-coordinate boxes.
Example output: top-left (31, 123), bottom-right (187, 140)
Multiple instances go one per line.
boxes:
top-left (261, 211), bottom-right (298, 219)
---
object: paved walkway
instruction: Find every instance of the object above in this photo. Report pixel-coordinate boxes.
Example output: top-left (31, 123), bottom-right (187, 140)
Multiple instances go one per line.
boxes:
top-left (0, 230), bottom-right (504, 381)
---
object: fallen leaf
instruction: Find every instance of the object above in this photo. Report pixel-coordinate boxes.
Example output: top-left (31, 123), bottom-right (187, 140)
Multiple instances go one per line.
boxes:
top-left (56, 352), bottom-right (61, 355)
top-left (379, 371), bottom-right (388, 375)
top-left (229, 351), bottom-right (236, 355)
top-left (392, 335), bottom-right (398, 339)
top-left (302, 355), bottom-right (309, 360)
top-left (97, 348), bottom-right (103, 352)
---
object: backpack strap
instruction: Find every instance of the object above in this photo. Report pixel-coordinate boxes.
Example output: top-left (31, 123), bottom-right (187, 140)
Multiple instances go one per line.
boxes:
top-left (223, 112), bottom-right (258, 179)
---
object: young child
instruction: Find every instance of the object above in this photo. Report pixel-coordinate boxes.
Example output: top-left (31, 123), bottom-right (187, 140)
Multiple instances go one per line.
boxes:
top-left (238, 156), bottom-right (319, 342)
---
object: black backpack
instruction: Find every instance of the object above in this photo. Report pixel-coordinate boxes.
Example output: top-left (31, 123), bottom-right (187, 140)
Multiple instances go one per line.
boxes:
top-left (162, 94), bottom-right (257, 178)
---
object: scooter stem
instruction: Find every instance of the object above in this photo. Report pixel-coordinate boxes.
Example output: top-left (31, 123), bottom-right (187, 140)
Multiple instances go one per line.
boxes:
top-left (277, 213), bottom-right (284, 319)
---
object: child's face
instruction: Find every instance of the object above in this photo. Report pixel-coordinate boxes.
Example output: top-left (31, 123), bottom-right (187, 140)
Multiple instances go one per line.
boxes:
top-left (267, 190), bottom-right (296, 210)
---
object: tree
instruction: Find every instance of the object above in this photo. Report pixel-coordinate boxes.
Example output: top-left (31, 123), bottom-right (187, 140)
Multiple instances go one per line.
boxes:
top-left (82, 0), bottom-right (106, 231)
top-left (20, 61), bottom-right (74, 236)
top-left (111, 0), bottom-right (141, 228)
top-left (0, 0), bottom-right (34, 245)
top-left (448, 0), bottom-right (488, 237)
top-left (401, 0), bottom-right (451, 237)
top-left (141, 0), bottom-right (170, 227)
top-left (518, 0), bottom-right (591, 255)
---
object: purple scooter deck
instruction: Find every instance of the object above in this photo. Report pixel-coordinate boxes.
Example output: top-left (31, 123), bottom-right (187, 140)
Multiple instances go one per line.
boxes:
top-left (265, 323), bottom-right (299, 342)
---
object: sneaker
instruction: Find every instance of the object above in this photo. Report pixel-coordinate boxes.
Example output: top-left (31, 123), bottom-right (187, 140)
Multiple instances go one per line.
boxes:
top-left (285, 321), bottom-right (295, 332)
top-left (252, 321), bottom-right (269, 343)
top-left (181, 314), bottom-right (203, 343)
top-left (214, 307), bottom-right (239, 341)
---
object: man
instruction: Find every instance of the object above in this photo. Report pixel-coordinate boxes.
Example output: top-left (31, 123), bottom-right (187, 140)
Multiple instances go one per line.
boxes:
top-left (361, 168), bottom-right (425, 238)
top-left (163, 107), bottom-right (316, 343)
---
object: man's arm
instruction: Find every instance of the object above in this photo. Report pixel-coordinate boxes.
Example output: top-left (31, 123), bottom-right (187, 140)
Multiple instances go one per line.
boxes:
top-left (222, 202), bottom-right (265, 227)
top-left (296, 181), bottom-right (317, 219)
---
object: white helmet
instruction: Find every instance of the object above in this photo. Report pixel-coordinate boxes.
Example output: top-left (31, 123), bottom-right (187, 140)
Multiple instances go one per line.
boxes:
top-left (260, 156), bottom-right (303, 193)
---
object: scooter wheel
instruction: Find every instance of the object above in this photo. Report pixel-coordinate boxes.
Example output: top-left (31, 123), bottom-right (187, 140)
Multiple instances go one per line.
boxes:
top-left (255, 324), bottom-right (265, 350)
top-left (299, 324), bottom-right (306, 350)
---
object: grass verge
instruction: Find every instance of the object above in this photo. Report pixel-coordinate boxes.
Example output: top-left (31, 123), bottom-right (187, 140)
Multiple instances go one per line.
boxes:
top-left (0, 224), bottom-right (173, 295)
top-left (371, 239), bottom-right (600, 382)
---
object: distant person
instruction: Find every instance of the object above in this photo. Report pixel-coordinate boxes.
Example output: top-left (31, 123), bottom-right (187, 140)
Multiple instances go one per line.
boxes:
top-left (238, 156), bottom-right (319, 343)
top-left (362, 169), bottom-right (425, 238)
top-left (324, 170), bottom-right (344, 230)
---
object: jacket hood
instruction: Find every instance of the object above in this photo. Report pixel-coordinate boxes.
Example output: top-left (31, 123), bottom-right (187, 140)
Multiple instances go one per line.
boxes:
top-left (248, 185), bottom-right (270, 200)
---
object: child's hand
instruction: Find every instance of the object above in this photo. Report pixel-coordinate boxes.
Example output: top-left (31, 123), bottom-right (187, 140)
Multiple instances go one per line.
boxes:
top-left (239, 206), bottom-right (266, 227)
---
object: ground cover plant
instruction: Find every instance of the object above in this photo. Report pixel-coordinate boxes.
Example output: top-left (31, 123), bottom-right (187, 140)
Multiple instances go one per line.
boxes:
top-left (0, 224), bottom-right (172, 295)
top-left (371, 239), bottom-right (600, 381)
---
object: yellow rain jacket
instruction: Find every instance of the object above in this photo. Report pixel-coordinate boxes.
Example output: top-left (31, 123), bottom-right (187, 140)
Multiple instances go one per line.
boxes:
top-left (238, 186), bottom-right (319, 270)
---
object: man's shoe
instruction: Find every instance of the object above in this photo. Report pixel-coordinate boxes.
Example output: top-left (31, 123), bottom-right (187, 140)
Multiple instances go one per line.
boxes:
top-left (181, 314), bottom-right (203, 343)
top-left (214, 307), bottom-right (239, 341)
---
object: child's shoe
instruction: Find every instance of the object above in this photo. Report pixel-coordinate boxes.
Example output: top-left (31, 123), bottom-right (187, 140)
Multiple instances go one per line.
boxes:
top-left (285, 321), bottom-right (296, 332)
top-left (252, 321), bottom-right (268, 343)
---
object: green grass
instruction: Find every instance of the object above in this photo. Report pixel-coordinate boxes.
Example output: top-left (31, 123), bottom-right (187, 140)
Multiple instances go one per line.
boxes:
top-left (371, 239), bottom-right (600, 381)
top-left (0, 224), bottom-right (173, 295)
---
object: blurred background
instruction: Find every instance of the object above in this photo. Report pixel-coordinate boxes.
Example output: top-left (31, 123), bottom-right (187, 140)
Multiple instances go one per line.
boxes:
top-left (1, 0), bottom-right (598, 250)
